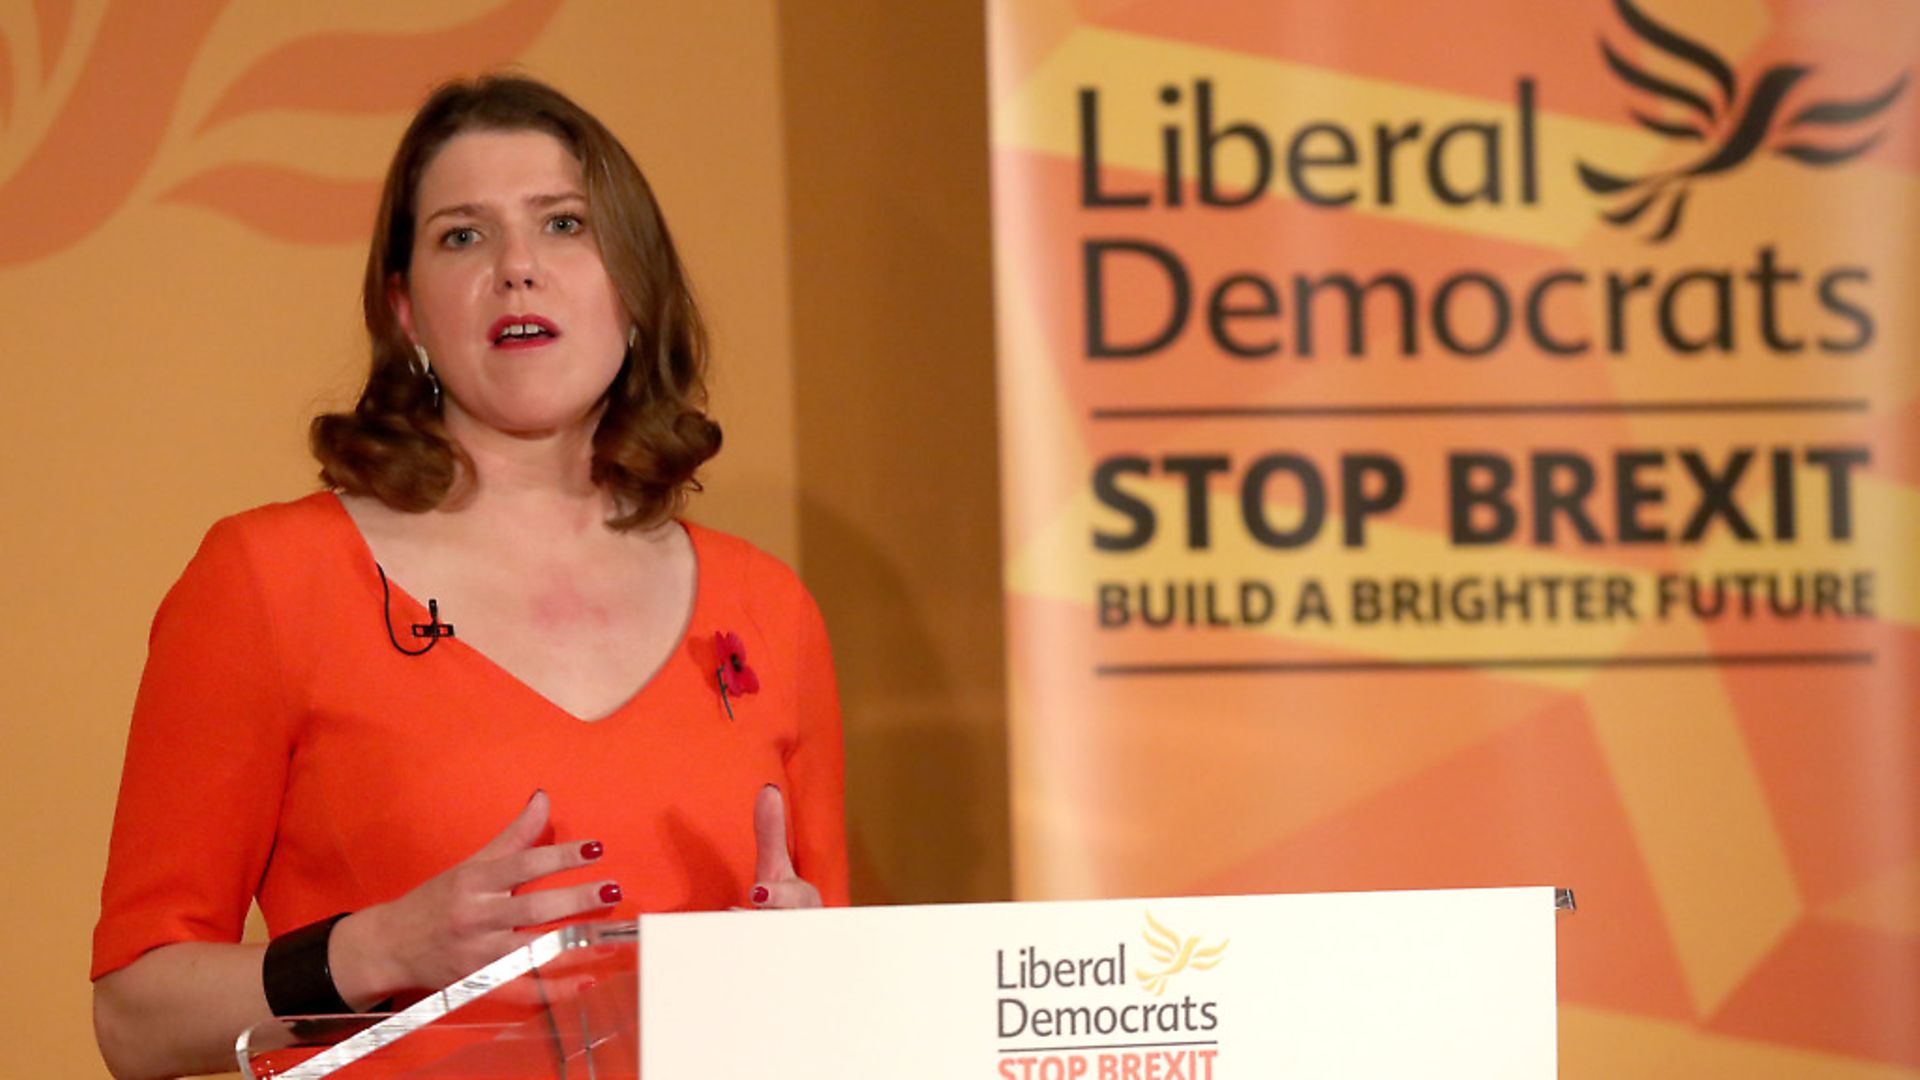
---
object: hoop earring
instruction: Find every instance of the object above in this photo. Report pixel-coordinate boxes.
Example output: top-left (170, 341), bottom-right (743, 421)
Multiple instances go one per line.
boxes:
top-left (413, 343), bottom-right (442, 409)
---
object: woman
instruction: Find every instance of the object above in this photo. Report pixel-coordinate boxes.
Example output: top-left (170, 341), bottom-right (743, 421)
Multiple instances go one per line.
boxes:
top-left (91, 76), bottom-right (845, 1080)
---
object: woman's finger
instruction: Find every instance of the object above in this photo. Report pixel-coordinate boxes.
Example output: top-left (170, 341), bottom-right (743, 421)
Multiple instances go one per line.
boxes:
top-left (505, 879), bottom-right (624, 928)
top-left (750, 879), bottom-right (821, 910)
top-left (752, 784), bottom-right (794, 883)
top-left (477, 837), bottom-right (607, 893)
top-left (749, 785), bottom-right (822, 908)
top-left (471, 789), bottom-right (551, 863)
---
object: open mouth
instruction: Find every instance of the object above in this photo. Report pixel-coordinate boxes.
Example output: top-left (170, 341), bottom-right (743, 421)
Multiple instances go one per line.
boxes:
top-left (489, 315), bottom-right (561, 347)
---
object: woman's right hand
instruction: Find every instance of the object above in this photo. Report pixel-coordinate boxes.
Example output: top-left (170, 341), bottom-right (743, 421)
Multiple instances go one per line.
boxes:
top-left (330, 789), bottom-right (619, 1006)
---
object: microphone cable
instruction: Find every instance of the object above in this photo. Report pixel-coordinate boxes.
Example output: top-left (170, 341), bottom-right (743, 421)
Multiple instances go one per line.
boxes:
top-left (377, 564), bottom-right (455, 656)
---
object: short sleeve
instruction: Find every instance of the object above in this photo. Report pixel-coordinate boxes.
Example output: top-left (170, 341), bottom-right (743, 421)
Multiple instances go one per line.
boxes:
top-left (91, 518), bottom-right (297, 980)
top-left (784, 582), bottom-right (850, 906)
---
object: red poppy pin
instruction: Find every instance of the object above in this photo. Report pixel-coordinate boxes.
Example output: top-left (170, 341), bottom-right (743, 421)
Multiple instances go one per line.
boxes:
top-left (714, 630), bottom-right (760, 720)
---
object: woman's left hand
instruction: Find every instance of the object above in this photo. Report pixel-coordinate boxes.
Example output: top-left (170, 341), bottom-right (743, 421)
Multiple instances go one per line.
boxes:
top-left (748, 785), bottom-right (822, 909)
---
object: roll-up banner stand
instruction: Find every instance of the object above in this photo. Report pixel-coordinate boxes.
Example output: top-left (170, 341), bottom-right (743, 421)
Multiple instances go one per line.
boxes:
top-left (987, 2), bottom-right (1919, 1075)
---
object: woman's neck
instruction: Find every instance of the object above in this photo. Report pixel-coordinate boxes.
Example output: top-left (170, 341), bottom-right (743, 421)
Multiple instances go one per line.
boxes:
top-left (440, 413), bottom-right (615, 535)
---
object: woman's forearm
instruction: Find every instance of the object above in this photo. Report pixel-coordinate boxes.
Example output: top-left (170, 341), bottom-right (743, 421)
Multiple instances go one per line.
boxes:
top-left (93, 793), bottom-right (622, 1078)
top-left (93, 908), bottom-right (404, 1080)
top-left (93, 942), bottom-right (271, 1080)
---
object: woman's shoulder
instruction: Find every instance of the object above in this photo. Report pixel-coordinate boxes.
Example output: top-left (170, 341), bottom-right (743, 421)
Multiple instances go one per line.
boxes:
top-left (148, 493), bottom-right (362, 645)
top-left (680, 519), bottom-right (817, 612)
top-left (198, 491), bottom-right (348, 554)
top-left (182, 491), bottom-right (358, 589)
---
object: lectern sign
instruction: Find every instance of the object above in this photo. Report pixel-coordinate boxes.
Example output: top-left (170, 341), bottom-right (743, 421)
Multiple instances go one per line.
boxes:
top-left (993, 913), bottom-right (1226, 1068)
top-left (637, 887), bottom-right (1558, 1078)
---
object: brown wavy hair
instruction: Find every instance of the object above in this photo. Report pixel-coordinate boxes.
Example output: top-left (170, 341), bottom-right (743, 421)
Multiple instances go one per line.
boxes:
top-left (311, 75), bottom-right (721, 530)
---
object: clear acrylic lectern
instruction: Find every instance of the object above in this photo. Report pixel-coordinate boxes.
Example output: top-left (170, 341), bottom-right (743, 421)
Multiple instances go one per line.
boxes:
top-left (239, 920), bottom-right (641, 1078)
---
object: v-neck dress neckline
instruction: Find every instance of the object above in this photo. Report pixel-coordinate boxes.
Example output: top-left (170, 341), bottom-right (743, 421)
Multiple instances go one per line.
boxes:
top-left (322, 492), bottom-right (708, 725)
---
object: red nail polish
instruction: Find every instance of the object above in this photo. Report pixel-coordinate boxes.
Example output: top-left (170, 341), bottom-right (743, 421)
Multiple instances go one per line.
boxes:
top-left (751, 885), bottom-right (770, 905)
top-left (599, 882), bottom-right (623, 905)
top-left (580, 840), bottom-right (603, 861)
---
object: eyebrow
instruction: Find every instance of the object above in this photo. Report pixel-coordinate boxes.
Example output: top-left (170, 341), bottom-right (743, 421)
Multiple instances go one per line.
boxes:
top-left (421, 191), bottom-right (587, 227)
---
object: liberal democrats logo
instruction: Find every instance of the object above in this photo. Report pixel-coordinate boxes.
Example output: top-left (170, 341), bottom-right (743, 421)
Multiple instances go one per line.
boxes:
top-left (1134, 911), bottom-right (1228, 997)
top-left (1578, 0), bottom-right (1908, 242)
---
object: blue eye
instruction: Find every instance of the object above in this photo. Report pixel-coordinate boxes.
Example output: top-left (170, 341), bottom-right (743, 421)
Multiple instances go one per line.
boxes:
top-left (440, 226), bottom-right (480, 248)
top-left (549, 214), bottom-right (585, 235)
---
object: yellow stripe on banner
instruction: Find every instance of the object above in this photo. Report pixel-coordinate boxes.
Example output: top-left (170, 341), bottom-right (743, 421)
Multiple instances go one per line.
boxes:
top-left (1584, 660), bottom-right (1802, 1016)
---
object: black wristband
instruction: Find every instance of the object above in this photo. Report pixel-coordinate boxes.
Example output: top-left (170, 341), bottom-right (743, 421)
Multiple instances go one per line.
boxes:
top-left (263, 912), bottom-right (355, 1017)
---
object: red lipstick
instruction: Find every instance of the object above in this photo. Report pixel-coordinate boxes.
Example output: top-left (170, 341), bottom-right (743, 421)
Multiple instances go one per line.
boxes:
top-left (488, 314), bottom-right (562, 349)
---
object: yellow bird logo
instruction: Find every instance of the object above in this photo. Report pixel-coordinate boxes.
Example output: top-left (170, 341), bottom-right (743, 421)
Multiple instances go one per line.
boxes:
top-left (1135, 911), bottom-right (1228, 996)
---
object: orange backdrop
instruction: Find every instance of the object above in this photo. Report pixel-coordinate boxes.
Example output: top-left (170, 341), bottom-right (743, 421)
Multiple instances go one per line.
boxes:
top-left (990, 1), bottom-right (1918, 1076)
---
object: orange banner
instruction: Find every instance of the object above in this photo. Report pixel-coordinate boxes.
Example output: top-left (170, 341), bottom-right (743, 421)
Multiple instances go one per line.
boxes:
top-left (989, 1), bottom-right (1918, 1075)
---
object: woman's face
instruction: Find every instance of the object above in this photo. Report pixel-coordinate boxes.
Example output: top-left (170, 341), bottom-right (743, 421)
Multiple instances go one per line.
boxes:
top-left (394, 128), bottom-right (629, 442)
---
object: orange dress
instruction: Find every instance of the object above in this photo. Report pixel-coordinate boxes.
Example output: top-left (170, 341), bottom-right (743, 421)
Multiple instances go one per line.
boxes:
top-left (92, 492), bottom-right (847, 981)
